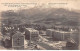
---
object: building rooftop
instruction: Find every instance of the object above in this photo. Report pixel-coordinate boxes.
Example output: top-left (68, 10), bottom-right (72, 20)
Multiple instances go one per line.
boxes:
top-left (25, 28), bottom-right (39, 32)
top-left (47, 29), bottom-right (73, 34)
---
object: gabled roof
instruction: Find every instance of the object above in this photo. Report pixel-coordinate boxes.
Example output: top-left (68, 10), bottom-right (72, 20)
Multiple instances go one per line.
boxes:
top-left (3, 35), bottom-right (10, 41)
top-left (12, 31), bottom-right (24, 38)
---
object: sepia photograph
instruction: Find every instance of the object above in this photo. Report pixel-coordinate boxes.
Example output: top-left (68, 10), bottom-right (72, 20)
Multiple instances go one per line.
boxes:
top-left (0, 0), bottom-right (80, 50)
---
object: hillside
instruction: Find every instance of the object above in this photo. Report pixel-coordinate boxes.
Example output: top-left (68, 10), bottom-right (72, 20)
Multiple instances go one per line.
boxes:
top-left (1, 7), bottom-right (80, 26)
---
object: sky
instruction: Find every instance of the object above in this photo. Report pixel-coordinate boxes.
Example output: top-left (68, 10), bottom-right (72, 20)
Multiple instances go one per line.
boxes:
top-left (0, 0), bottom-right (80, 11)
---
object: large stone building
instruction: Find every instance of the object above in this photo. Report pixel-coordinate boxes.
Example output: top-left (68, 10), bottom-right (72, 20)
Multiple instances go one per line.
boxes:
top-left (46, 29), bottom-right (79, 42)
top-left (24, 28), bottom-right (39, 44)
top-left (46, 28), bottom-right (79, 49)
top-left (12, 31), bottom-right (25, 50)
top-left (46, 29), bottom-right (72, 41)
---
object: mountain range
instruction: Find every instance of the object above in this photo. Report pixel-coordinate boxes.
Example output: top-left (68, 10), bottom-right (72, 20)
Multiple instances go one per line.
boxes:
top-left (1, 7), bottom-right (80, 26)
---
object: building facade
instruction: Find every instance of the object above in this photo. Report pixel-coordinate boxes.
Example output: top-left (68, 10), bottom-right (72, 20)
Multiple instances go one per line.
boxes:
top-left (25, 28), bottom-right (39, 44)
top-left (12, 31), bottom-right (25, 50)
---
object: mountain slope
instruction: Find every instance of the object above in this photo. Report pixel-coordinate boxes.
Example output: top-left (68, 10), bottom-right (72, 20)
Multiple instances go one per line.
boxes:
top-left (1, 7), bottom-right (80, 26)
